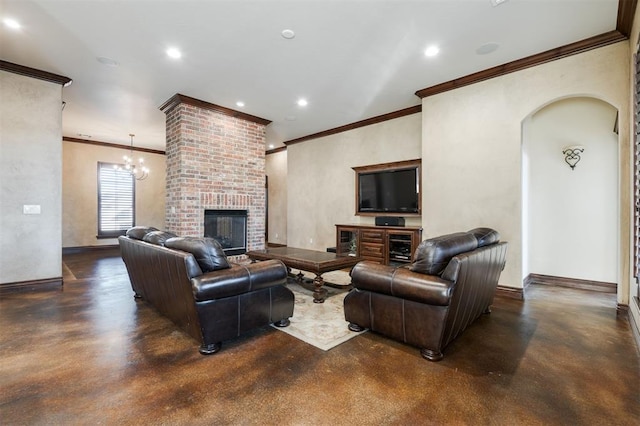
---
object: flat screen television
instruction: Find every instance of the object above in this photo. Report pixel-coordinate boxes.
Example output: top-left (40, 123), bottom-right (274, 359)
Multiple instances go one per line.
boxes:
top-left (357, 167), bottom-right (420, 214)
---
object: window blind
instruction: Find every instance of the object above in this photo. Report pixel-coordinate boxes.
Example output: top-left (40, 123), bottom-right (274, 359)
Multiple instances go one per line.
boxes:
top-left (97, 162), bottom-right (135, 237)
top-left (634, 43), bottom-right (640, 287)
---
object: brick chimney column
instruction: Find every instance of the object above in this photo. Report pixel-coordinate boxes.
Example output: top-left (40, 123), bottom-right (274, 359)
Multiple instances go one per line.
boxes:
top-left (160, 94), bottom-right (271, 255)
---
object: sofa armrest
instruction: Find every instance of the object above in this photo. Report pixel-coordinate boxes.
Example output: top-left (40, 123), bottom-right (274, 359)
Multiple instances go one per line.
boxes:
top-left (351, 261), bottom-right (454, 306)
top-left (191, 260), bottom-right (288, 301)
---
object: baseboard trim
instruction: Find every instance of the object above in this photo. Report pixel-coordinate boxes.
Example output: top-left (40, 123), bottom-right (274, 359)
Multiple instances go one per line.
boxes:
top-left (617, 303), bottom-right (629, 315)
top-left (496, 285), bottom-right (524, 300)
top-left (62, 245), bottom-right (119, 255)
top-left (0, 277), bottom-right (63, 295)
top-left (525, 273), bottom-right (616, 294)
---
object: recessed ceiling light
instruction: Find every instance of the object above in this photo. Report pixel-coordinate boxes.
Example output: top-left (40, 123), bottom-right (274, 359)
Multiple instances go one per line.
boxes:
top-left (490, 0), bottom-right (509, 6)
top-left (166, 47), bottom-right (182, 59)
top-left (297, 98), bottom-right (308, 107)
top-left (3, 18), bottom-right (21, 30)
top-left (424, 45), bottom-right (440, 57)
top-left (268, 144), bottom-right (275, 149)
top-left (476, 43), bottom-right (500, 55)
top-left (281, 29), bottom-right (295, 39)
top-left (236, 101), bottom-right (245, 107)
top-left (96, 56), bottom-right (119, 67)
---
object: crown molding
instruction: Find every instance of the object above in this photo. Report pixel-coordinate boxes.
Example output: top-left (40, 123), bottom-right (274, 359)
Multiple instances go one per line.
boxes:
top-left (618, 0), bottom-right (638, 37)
top-left (415, 30), bottom-right (626, 99)
top-left (159, 93), bottom-right (271, 126)
top-left (63, 136), bottom-right (166, 155)
top-left (266, 146), bottom-right (287, 155)
top-left (0, 60), bottom-right (72, 87)
top-left (415, 0), bottom-right (636, 98)
top-left (278, 0), bottom-right (635, 147)
top-left (284, 104), bottom-right (422, 146)
top-left (415, 0), bottom-right (637, 99)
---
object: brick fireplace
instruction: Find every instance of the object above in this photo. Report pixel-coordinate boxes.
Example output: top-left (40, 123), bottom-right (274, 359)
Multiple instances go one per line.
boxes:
top-left (160, 94), bottom-right (271, 258)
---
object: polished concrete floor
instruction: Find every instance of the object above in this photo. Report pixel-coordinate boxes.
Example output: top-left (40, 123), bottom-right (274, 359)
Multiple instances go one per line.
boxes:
top-left (1, 248), bottom-right (639, 425)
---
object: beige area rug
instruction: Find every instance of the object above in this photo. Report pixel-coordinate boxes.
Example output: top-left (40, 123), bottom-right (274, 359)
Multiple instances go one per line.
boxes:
top-left (272, 269), bottom-right (367, 351)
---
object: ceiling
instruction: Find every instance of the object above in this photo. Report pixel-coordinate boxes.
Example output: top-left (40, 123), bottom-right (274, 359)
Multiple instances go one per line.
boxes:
top-left (0, 0), bottom-right (624, 151)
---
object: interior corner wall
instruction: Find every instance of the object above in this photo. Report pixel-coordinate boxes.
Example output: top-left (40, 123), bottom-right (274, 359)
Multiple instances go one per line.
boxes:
top-left (62, 141), bottom-right (166, 247)
top-left (0, 71), bottom-right (63, 284)
top-left (286, 113), bottom-right (422, 252)
top-left (266, 150), bottom-right (288, 245)
top-left (421, 42), bottom-right (629, 290)
top-left (627, 2), bottom-right (640, 343)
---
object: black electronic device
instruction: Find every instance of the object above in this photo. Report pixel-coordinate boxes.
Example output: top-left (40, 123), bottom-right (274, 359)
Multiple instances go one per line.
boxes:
top-left (358, 168), bottom-right (419, 214)
top-left (375, 216), bottom-right (405, 227)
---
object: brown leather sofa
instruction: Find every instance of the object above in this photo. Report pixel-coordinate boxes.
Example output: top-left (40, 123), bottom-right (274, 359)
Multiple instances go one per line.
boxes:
top-left (119, 226), bottom-right (294, 355)
top-left (344, 228), bottom-right (508, 361)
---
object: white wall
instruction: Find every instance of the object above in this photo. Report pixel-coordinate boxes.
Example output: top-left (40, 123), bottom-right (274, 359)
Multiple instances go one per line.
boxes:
top-left (286, 113), bottom-right (422, 252)
top-left (62, 141), bottom-right (166, 247)
top-left (524, 97), bottom-right (618, 283)
top-left (266, 150), bottom-right (288, 245)
top-left (422, 42), bottom-right (629, 291)
top-left (0, 71), bottom-right (63, 284)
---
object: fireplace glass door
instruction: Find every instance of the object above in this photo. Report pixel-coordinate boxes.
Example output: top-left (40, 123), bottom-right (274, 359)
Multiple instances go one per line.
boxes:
top-left (204, 210), bottom-right (248, 256)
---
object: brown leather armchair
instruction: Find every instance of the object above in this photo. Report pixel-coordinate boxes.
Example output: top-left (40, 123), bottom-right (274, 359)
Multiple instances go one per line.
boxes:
top-left (344, 228), bottom-right (508, 361)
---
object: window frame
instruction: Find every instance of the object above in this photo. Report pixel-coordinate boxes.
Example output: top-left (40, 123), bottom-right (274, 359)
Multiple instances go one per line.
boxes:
top-left (97, 161), bottom-right (136, 238)
top-left (634, 38), bottom-right (640, 299)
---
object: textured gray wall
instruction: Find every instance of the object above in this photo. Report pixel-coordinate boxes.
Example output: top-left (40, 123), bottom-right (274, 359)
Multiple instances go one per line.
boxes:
top-left (1, 71), bottom-right (63, 284)
top-left (62, 141), bottom-right (166, 247)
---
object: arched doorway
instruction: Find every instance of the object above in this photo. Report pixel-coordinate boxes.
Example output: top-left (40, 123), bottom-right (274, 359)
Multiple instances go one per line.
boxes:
top-left (522, 96), bottom-right (619, 292)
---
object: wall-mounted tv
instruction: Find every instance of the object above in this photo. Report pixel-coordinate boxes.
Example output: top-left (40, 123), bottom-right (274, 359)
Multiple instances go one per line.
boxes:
top-left (353, 159), bottom-right (421, 216)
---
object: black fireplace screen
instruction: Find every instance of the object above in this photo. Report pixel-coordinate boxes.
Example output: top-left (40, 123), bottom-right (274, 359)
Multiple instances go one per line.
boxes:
top-left (204, 209), bottom-right (247, 256)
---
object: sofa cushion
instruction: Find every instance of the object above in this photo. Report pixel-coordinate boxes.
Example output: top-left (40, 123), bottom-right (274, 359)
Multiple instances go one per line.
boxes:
top-left (191, 260), bottom-right (288, 301)
top-left (165, 237), bottom-right (230, 272)
top-left (143, 230), bottom-right (178, 246)
top-left (468, 227), bottom-right (500, 247)
top-left (126, 226), bottom-right (159, 240)
top-left (410, 232), bottom-right (478, 275)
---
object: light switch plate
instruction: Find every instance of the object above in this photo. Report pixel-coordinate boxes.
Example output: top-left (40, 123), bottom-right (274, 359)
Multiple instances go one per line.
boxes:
top-left (23, 204), bottom-right (41, 215)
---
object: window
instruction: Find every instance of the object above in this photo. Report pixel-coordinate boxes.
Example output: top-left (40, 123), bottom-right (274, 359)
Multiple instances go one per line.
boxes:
top-left (97, 162), bottom-right (135, 238)
top-left (635, 40), bottom-right (640, 300)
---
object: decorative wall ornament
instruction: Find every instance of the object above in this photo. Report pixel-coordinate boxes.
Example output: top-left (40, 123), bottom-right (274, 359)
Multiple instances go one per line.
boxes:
top-left (114, 134), bottom-right (149, 180)
top-left (562, 145), bottom-right (584, 170)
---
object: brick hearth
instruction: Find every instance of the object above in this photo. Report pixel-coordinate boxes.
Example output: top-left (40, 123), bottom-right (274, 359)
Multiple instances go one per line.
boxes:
top-left (160, 94), bottom-right (271, 255)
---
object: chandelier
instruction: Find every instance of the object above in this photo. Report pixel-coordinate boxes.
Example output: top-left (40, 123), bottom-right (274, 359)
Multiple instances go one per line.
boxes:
top-left (114, 133), bottom-right (149, 180)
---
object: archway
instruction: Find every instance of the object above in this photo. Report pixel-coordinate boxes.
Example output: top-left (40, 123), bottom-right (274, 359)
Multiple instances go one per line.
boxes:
top-left (522, 96), bottom-right (619, 293)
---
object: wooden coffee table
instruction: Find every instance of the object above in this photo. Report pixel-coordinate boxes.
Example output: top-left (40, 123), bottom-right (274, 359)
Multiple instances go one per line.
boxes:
top-left (246, 247), bottom-right (361, 303)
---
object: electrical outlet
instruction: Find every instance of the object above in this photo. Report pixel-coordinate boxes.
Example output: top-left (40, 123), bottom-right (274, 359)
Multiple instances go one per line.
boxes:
top-left (23, 205), bottom-right (41, 215)
top-left (309, 238), bottom-right (313, 244)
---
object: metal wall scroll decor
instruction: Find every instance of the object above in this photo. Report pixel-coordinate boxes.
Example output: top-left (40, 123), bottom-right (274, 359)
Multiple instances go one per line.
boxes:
top-left (562, 146), bottom-right (584, 170)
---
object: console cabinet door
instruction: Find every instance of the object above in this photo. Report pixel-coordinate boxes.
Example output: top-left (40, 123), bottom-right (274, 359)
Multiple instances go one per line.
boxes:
top-left (336, 227), bottom-right (359, 257)
top-left (387, 231), bottom-right (414, 265)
